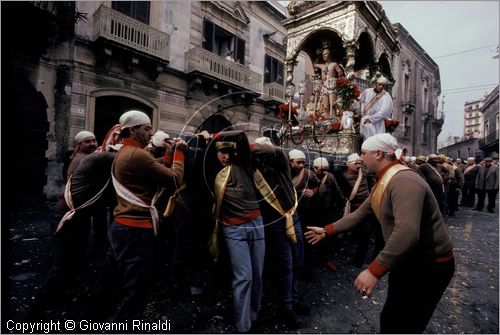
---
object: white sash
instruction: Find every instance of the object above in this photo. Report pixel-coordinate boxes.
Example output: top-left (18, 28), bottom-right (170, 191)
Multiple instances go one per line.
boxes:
top-left (55, 175), bottom-right (110, 234)
top-left (111, 172), bottom-right (161, 236)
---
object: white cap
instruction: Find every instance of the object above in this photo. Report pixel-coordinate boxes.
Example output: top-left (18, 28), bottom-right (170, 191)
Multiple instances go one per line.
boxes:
top-left (74, 131), bottom-right (95, 145)
top-left (362, 133), bottom-right (397, 152)
top-left (347, 153), bottom-right (360, 164)
top-left (254, 137), bottom-right (273, 146)
top-left (119, 110), bottom-right (151, 130)
top-left (313, 157), bottom-right (329, 169)
top-left (151, 130), bottom-right (170, 147)
top-left (376, 75), bottom-right (389, 85)
top-left (288, 149), bottom-right (306, 160)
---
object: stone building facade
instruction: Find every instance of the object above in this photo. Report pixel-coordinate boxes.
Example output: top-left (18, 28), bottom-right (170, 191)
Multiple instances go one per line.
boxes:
top-left (392, 23), bottom-right (443, 156)
top-left (478, 86), bottom-right (499, 158)
top-left (4, 1), bottom-right (444, 208)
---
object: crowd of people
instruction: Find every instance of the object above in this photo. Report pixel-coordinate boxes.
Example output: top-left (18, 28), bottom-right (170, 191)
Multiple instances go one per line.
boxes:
top-left (25, 107), bottom-right (498, 333)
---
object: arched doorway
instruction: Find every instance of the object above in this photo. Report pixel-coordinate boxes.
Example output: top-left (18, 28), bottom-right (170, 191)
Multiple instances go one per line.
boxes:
top-left (354, 32), bottom-right (374, 72)
top-left (5, 66), bottom-right (50, 211)
top-left (94, 96), bottom-right (153, 144)
top-left (198, 114), bottom-right (234, 134)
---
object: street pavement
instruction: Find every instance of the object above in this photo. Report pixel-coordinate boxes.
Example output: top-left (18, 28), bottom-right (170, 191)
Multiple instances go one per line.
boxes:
top-left (3, 198), bottom-right (499, 333)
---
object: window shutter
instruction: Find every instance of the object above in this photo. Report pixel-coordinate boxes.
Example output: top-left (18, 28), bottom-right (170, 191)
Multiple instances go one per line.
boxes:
top-left (112, 1), bottom-right (132, 16)
top-left (112, 1), bottom-right (149, 24)
top-left (235, 37), bottom-right (245, 65)
top-left (264, 55), bottom-right (271, 83)
top-left (203, 19), bottom-right (214, 52)
top-left (277, 61), bottom-right (284, 85)
top-left (134, 1), bottom-right (150, 24)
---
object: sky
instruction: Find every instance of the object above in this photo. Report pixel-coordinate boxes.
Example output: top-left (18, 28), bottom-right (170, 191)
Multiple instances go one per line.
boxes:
top-left (379, 1), bottom-right (499, 145)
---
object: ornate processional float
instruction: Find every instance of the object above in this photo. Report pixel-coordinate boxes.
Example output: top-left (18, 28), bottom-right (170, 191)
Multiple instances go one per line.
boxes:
top-left (272, 1), bottom-right (400, 163)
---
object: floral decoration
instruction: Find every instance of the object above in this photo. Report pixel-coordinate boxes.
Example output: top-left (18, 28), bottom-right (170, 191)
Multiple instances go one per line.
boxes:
top-left (335, 77), bottom-right (361, 110)
top-left (384, 118), bottom-right (400, 133)
top-left (277, 103), bottom-right (298, 121)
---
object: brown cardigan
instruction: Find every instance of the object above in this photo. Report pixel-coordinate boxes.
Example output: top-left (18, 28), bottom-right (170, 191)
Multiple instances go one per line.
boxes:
top-left (325, 166), bottom-right (453, 278)
top-left (113, 138), bottom-right (184, 229)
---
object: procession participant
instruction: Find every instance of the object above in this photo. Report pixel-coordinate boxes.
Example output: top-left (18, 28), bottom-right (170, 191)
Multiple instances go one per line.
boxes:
top-left (418, 154), bottom-right (446, 214)
top-left (288, 149), bottom-right (320, 279)
top-left (252, 136), bottom-right (307, 330)
top-left (475, 157), bottom-right (499, 213)
top-left (336, 153), bottom-right (381, 267)
top-left (358, 76), bottom-right (394, 140)
top-left (305, 133), bottom-right (455, 334)
top-left (461, 157), bottom-right (479, 207)
top-left (89, 110), bottom-right (186, 323)
top-left (206, 130), bottom-right (265, 333)
top-left (66, 131), bottom-right (98, 179)
top-left (311, 156), bottom-right (345, 271)
top-left (28, 128), bottom-right (122, 320)
top-left (312, 157), bottom-right (344, 224)
top-left (446, 157), bottom-right (464, 217)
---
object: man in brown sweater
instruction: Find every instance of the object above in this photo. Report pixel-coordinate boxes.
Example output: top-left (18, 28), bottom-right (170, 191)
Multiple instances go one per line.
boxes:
top-left (88, 110), bottom-right (186, 323)
top-left (305, 133), bottom-right (455, 333)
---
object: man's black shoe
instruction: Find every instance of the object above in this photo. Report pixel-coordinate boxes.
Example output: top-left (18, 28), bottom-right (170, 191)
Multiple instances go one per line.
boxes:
top-left (488, 208), bottom-right (495, 213)
top-left (250, 318), bottom-right (264, 333)
top-left (279, 309), bottom-right (302, 330)
top-left (293, 301), bottom-right (311, 315)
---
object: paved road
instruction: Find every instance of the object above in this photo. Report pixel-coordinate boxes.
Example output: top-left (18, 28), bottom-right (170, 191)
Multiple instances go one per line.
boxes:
top-left (3, 199), bottom-right (499, 333)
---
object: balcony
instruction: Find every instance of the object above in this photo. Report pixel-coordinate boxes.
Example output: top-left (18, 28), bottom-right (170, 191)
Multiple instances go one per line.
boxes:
top-left (263, 82), bottom-right (285, 102)
top-left (92, 5), bottom-right (170, 63)
top-left (479, 131), bottom-right (499, 148)
top-left (185, 47), bottom-right (262, 93)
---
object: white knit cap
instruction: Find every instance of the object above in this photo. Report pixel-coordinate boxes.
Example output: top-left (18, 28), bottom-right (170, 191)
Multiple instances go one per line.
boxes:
top-left (151, 130), bottom-right (170, 147)
top-left (119, 110), bottom-right (151, 130)
top-left (347, 153), bottom-right (360, 164)
top-left (74, 131), bottom-right (95, 145)
top-left (362, 133), bottom-right (397, 151)
top-left (313, 157), bottom-right (329, 169)
top-left (254, 137), bottom-right (273, 146)
top-left (288, 149), bottom-right (306, 160)
top-left (376, 75), bottom-right (389, 85)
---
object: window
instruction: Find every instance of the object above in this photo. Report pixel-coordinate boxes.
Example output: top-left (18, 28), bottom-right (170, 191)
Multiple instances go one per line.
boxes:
top-left (422, 120), bottom-right (429, 143)
top-left (403, 115), bottom-right (410, 138)
top-left (112, 1), bottom-right (150, 24)
top-left (402, 62), bottom-right (411, 102)
top-left (264, 55), bottom-right (284, 84)
top-left (203, 18), bottom-right (245, 65)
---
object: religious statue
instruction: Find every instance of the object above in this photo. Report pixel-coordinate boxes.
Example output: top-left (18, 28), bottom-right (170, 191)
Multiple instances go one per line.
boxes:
top-left (340, 110), bottom-right (355, 132)
top-left (313, 41), bottom-right (344, 119)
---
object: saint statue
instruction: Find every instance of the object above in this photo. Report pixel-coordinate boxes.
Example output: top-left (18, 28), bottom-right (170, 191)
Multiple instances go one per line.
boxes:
top-left (313, 41), bottom-right (344, 118)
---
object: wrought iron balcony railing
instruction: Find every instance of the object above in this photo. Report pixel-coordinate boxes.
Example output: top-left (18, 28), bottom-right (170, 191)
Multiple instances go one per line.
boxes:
top-left (263, 82), bottom-right (285, 102)
top-left (92, 5), bottom-right (170, 62)
top-left (185, 47), bottom-right (262, 93)
top-left (478, 131), bottom-right (499, 147)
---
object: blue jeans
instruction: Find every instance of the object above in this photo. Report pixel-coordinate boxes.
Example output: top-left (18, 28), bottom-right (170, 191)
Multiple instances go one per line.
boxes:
top-left (264, 213), bottom-right (304, 311)
top-left (222, 216), bottom-right (265, 332)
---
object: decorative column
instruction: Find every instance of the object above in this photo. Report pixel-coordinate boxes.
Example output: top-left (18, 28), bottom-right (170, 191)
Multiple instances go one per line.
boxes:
top-left (343, 40), bottom-right (358, 78)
